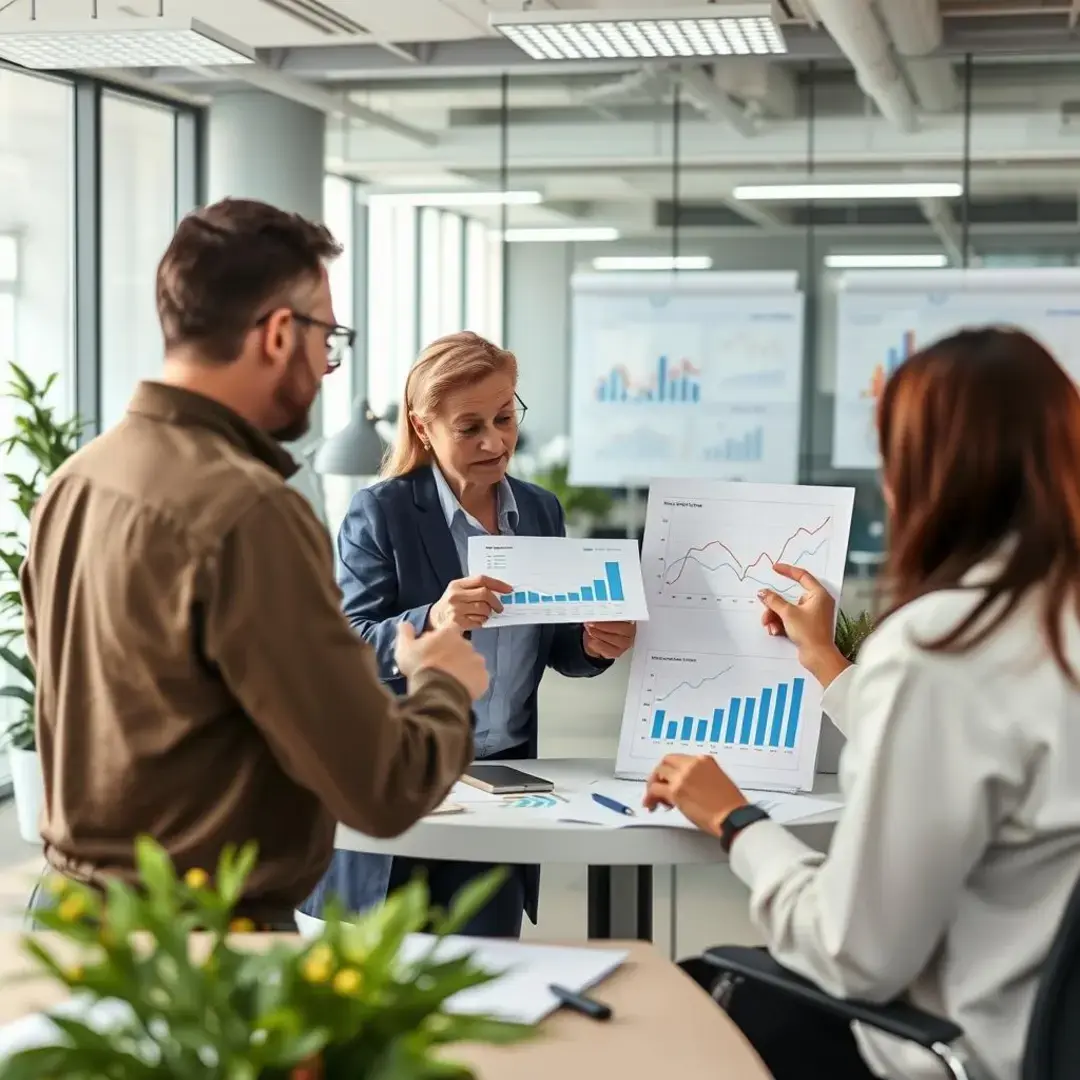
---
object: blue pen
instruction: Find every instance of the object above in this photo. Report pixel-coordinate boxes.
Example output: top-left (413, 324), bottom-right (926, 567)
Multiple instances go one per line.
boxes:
top-left (592, 792), bottom-right (635, 817)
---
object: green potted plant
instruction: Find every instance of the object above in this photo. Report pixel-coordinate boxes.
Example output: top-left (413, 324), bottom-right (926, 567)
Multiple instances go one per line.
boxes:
top-left (834, 609), bottom-right (874, 662)
top-left (531, 462), bottom-right (614, 537)
top-left (0, 363), bottom-right (83, 842)
top-left (1, 838), bottom-right (531, 1078)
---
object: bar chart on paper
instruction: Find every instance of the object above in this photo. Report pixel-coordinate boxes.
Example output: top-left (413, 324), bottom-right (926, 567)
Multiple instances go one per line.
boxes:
top-left (618, 650), bottom-right (819, 789)
top-left (468, 535), bottom-right (649, 626)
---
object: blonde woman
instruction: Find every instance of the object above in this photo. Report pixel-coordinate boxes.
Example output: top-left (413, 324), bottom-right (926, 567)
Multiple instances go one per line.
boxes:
top-left (300, 332), bottom-right (636, 937)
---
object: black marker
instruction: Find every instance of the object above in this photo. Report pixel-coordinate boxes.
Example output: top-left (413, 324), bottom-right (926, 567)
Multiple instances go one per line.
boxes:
top-left (549, 983), bottom-right (612, 1021)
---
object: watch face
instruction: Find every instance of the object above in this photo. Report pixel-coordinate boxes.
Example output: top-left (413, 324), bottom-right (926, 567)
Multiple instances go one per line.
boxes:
top-left (721, 805), bottom-right (770, 852)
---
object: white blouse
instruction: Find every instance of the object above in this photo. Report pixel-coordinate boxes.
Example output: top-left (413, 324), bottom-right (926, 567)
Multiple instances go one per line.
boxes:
top-left (729, 578), bottom-right (1080, 1080)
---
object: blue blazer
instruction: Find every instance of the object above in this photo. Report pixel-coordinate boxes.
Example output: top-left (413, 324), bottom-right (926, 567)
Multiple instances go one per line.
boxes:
top-left (300, 466), bottom-right (609, 923)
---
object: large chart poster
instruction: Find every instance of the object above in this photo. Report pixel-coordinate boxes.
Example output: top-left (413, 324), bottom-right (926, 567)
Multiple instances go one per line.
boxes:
top-left (569, 272), bottom-right (805, 487)
top-left (615, 480), bottom-right (855, 792)
top-left (832, 268), bottom-right (1080, 469)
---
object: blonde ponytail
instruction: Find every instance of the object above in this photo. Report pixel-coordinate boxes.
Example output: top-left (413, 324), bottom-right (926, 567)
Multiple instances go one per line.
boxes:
top-left (380, 331), bottom-right (518, 479)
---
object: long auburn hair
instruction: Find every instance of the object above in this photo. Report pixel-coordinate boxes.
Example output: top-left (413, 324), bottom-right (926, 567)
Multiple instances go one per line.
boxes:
top-left (381, 332), bottom-right (518, 479)
top-left (878, 326), bottom-right (1080, 677)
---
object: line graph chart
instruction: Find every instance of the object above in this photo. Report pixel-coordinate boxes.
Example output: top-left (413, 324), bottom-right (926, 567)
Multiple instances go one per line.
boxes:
top-left (650, 495), bottom-right (840, 611)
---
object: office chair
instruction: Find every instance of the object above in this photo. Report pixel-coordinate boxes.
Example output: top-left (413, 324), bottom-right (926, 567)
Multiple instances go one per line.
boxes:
top-left (688, 868), bottom-right (1080, 1080)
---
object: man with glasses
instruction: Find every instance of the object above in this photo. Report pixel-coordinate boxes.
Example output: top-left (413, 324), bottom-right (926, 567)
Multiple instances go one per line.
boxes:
top-left (20, 198), bottom-right (487, 927)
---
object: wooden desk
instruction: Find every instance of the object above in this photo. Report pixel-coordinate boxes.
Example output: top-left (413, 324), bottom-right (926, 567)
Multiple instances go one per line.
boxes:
top-left (0, 935), bottom-right (770, 1080)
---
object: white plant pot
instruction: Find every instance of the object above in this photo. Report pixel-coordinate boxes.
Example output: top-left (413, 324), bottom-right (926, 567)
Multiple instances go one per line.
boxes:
top-left (8, 747), bottom-right (43, 845)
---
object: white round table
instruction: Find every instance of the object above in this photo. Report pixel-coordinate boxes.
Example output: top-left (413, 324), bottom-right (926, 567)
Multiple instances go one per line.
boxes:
top-left (334, 758), bottom-right (841, 941)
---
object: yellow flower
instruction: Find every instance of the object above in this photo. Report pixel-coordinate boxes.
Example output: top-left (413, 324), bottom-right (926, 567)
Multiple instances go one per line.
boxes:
top-left (65, 964), bottom-right (84, 983)
top-left (184, 868), bottom-right (210, 890)
top-left (301, 957), bottom-right (332, 984)
top-left (56, 894), bottom-right (87, 923)
top-left (229, 917), bottom-right (257, 934)
top-left (332, 968), bottom-right (362, 996)
top-left (306, 944), bottom-right (333, 967)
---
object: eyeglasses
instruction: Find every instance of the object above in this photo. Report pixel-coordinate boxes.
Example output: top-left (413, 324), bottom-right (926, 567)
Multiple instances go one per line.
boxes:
top-left (255, 310), bottom-right (356, 370)
top-left (513, 392), bottom-right (528, 426)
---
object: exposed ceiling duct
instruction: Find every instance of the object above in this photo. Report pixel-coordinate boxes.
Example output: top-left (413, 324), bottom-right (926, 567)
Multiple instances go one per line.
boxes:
top-left (806, 0), bottom-right (918, 131)
top-left (875, 0), bottom-right (959, 113)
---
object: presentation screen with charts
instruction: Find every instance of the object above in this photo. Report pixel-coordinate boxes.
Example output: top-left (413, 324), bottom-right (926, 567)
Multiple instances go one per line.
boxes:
top-left (568, 271), bottom-right (805, 488)
top-left (615, 480), bottom-right (855, 792)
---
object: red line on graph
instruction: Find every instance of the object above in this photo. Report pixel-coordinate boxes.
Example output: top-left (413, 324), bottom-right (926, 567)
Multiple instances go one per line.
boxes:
top-left (664, 517), bottom-right (832, 587)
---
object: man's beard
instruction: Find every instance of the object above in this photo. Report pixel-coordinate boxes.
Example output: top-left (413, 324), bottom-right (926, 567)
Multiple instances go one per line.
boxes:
top-left (270, 343), bottom-right (318, 443)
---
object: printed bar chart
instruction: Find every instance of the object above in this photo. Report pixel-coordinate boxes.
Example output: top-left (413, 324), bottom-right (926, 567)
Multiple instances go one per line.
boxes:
top-left (594, 356), bottom-right (702, 404)
top-left (502, 561), bottom-right (625, 606)
top-left (648, 676), bottom-right (805, 752)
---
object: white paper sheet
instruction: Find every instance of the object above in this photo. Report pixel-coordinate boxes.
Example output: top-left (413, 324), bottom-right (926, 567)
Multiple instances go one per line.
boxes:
top-left (467, 535), bottom-right (649, 625)
top-left (0, 939), bottom-right (628, 1058)
top-left (558, 781), bottom-right (842, 831)
top-left (397, 935), bottom-right (627, 1024)
top-left (615, 480), bottom-right (854, 792)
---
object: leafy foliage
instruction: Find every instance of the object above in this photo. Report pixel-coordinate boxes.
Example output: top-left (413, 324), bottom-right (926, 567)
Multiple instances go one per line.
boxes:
top-left (0, 363), bottom-right (83, 750)
top-left (1, 838), bottom-right (530, 1079)
top-left (531, 462), bottom-right (613, 524)
top-left (834, 609), bottom-right (874, 662)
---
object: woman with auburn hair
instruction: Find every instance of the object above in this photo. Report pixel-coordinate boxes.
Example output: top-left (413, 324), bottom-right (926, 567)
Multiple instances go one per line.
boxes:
top-left (647, 328), bottom-right (1080, 1080)
top-left (298, 331), bottom-right (636, 937)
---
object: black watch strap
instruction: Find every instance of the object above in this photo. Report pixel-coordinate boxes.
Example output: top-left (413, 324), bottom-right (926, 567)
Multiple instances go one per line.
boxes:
top-left (719, 804), bottom-right (771, 854)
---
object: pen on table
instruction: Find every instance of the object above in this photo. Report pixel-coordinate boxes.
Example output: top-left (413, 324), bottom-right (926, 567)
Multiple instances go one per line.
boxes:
top-left (549, 983), bottom-right (612, 1021)
top-left (591, 792), bottom-right (635, 817)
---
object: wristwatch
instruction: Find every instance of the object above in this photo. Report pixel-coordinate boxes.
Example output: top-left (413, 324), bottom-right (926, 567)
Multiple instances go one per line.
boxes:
top-left (719, 804), bottom-right (771, 853)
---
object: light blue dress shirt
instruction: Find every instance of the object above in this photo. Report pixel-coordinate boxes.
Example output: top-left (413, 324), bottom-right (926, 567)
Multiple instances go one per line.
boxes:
top-left (432, 465), bottom-right (541, 757)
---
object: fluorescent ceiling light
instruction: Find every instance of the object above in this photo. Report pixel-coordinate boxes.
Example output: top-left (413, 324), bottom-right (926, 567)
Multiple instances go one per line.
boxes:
top-left (592, 255), bottom-right (714, 271)
top-left (825, 253), bottom-right (949, 269)
top-left (368, 190), bottom-right (543, 207)
top-left (490, 5), bottom-right (786, 61)
top-left (0, 16), bottom-right (254, 69)
top-left (504, 227), bottom-right (620, 243)
top-left (734, 182), bottom-right (963, 201)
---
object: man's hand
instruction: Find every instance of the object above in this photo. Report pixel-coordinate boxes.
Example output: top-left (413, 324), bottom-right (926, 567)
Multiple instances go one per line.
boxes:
top-left (643, 754), bottom-right (748, 838)
top-left (429, 575), bottom-right (512, 631)
top-left (394, 623), bottom-right (490, 701)
top-left (583, 621), bottom-right (636, 660)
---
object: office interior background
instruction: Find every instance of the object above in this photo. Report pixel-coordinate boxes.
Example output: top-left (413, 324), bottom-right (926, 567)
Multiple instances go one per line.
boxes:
top-left (2, 0), bottom-right (1080, 946)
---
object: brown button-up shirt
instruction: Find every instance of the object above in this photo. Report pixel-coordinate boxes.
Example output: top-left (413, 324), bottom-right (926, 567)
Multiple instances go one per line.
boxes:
top-left (20, 381), bottom-right (474, 920)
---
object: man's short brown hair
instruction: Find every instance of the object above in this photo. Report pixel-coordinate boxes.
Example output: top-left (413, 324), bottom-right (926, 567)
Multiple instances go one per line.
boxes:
top-left (156, 198), bottom-right (343, 363)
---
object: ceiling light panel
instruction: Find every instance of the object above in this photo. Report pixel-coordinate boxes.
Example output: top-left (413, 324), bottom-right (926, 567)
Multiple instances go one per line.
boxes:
top-left (593, 255), bottom-right (714, 271)
top-left (734, 182), bottom-right (963, 200)
top-left (491, 6), bottom-right (787, 61)
top-left (0, 17), bottom-right (254, 69)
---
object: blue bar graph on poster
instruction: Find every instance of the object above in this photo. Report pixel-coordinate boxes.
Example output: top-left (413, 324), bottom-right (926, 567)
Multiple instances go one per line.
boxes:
top-left (594, 356), bottom-right (702, 404)
top-left (649, 676), bottom-right (807, 753)
top-left (651, 709), bottom-right (666, 740)
top-left (499, 562), bottom-right (626, 606)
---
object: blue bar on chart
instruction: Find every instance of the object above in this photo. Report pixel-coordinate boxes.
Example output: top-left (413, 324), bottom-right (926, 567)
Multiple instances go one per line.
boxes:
top-left (739, 697), bottom-right (756, 746)
top-left (769, 683), bottom-right (788, 747)
top-left (651, 709), bottom-right (666, 740)
top-left (755, 688), bottom-right (773, 746)
top-left (709, 708), bottom-right (724, 742)
top-left (725, 698), bottom-right (741, 743)
top-left (500, 563), bottom-right (626, 605)
top-left (648, 675), bottom-right (807, 753)
top-left (785, 678), bottom-right (805, 749)
top-left (605, 562), bottom-right (624, 602)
